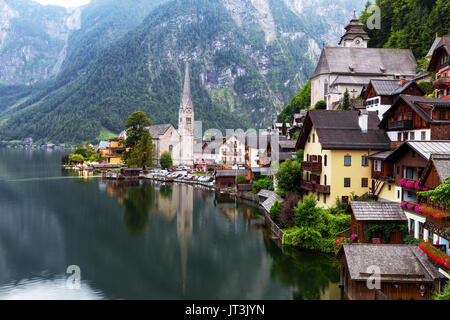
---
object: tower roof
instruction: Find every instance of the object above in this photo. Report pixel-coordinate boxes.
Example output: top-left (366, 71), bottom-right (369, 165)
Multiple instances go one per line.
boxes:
top-left (180, 56), bottom-right (193, 111)
top-left (338, 12), bottom-right (370, 45)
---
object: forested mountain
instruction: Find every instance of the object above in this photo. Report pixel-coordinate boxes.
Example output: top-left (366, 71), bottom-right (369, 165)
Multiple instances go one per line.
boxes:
top-left (0, 0), bottom-right (365, 144)
top-left (360, 0), bottom-right (449, 60)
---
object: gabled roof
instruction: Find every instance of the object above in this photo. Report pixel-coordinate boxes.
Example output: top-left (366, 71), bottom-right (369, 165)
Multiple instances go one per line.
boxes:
top-left (258, 190), bottom-right (283, 212)
top-left (338, 244), bottom-right (443, 283)
top-left (348, 201), bottom-right (407, 221)
top-left (428, 35), bottom-right (450, 71)
top-left (368, 150), bottom-right (394, 160)
top-left (387, 141), bottom-right (450, 162)
top-left (215, 169), bottom-right (247, 177)
top-left (365, 79), bottom-right (424, 97)
top-left (279, 140), bottom-right (296, 150)
top-left (296, 110), bottom-right (391, 150)
top-left (98, 141), bottom-right (109, 149)
top-left (147, 124), bottom-right (174, 139)
top-left (419, 153), bottom-right (450, 185)
top-left (379, 95), bottom-right (450, 128)
top-left (312, 47), bottom-right (417, 78)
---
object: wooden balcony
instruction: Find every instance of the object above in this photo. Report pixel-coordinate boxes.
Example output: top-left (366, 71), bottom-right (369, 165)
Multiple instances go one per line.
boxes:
top-left (300, 180), bottom-right (330, 194)
top-left (388, 120), bottom-right (413, 130)
top-left (372, 171), bottom-right (394, 182)
top-left (301, 161), bottom-right (322, 173)
top-left (301, 180), bottom-right (314, 191)
top-left (403, 200), bottom-right (449, 239)
top-left (433, 77), bottom-right (450, 89)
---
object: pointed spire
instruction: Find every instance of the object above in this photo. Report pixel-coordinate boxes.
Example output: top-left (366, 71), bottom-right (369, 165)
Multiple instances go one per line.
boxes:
top-left (353, 9), bottom-right (357, 19)
top-left (180, 53), bottom-right (192, 111)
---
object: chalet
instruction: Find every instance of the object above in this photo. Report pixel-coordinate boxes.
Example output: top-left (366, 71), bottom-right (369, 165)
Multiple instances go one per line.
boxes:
top-left (295, 110), bottom-right (391, 208)
top-left (346, 202), bottom-right (407, 244)
top-left (361, 79), bottom-right (424, 119)
top-left (338, 244), bottom-right (445, 300)
top-left (311, 14), bottom-right (418, 109)
top-left (100, 138), bottom-right (126, 164)
top-left (379, 95), bottom-right (450, 149)
top-left (272, 122), bottom-right (291, 135)
top-left (293, 110), bottom-right (308, 127)
top-left (218, 134), bottom-right (246, 168)
top-left (427, 35), bottom-right (450, 98)
top-left (378, 141), bottom-right (450, 252)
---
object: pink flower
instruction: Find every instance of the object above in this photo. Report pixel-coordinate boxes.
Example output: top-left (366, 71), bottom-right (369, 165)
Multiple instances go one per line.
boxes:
top-left (405, 181), bottom-right (414, 189)
top-left (399, 178), bottom-right (406, 186)
top-left (414, 181), bottom-right (421, 190)
top-left (406, 203), bottom-right (412, 210)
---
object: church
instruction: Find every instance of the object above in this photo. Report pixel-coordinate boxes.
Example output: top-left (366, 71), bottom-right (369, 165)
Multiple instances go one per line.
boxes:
top-left (120, 57), bottom-right (195, 167)
top-left (311, 12), bottom-right (418, 110)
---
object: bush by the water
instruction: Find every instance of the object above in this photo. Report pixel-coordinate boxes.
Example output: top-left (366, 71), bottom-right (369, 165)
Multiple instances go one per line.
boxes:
top-left (252, 177), bottom-right (274, 193)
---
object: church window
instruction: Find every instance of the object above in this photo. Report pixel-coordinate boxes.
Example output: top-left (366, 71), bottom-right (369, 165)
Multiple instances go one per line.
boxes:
top-left (186, 118), bottom-right (191, 124)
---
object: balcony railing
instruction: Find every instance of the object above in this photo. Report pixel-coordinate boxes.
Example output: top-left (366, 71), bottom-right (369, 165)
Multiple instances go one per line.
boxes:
top-left (301, 161), bottom-right (322, 173)
top-left (300, 180), bottom-right (330, 194)
top-left (372, 171), bottom-right (394, 182)
top-left (388, 120), bottom-right (413, 130)
top-left (403, 201), bottom-right (450, 233)
top-left (433, 77), bottom-right (450, 89)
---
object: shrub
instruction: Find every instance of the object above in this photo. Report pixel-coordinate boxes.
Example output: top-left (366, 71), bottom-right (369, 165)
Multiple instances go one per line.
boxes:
top-left (278, 192), bottom-right (301, 228)
top-left (294, 195), bottom-right (322, 228)
top-left (252, 177), bottom-right (274, 193)
top-left (236, 174), bottom-right (248, 184)
top-left (160, 151), bottom-right (173, 169)
top-left (269, 201), bottom-right (283, 225)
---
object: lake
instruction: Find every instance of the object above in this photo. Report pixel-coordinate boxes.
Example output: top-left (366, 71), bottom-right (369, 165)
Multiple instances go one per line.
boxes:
top-left (0, 148), bottom-right (342, 300)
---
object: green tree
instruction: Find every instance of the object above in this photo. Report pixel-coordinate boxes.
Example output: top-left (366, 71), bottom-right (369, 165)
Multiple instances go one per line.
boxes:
top-left (340, 89), bottom-right (351, 110)
top-left (294, 195), bottom-right (322, 228)
top-left (314, 100), bottom-right (327, 110)
top-left (418, 177), bottom-right (450, 206)
top-left (236, 174), bottom-right (248, 184)
top-left (124, 111), bottom-right (153, 149)
top-left (69, 154), bottom-right (85, 163)
top-left (160, 151), bottom-right (173, 169)
top-left (126, 130), bottom-right (155, 169)
top-left (275, 159), bottom-right (302, 194)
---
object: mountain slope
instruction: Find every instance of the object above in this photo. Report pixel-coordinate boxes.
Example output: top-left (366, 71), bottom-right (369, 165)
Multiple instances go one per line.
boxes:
top-left (0, 0), bottom-right (365, 144)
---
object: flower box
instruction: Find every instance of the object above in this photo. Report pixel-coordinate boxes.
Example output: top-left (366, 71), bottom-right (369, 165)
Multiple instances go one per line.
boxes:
top-left (419, 242), bottom-right (450, 269)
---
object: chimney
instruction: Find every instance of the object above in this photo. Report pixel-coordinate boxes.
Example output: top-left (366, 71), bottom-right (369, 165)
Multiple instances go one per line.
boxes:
top-left (359, 111), bottom-right (368, 133)
top-left (400, 79), bottom-right (406, 85)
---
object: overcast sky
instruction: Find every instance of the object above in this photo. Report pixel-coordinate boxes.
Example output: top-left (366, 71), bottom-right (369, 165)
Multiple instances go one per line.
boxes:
top-left (33, 0), bottom-right (91, 8)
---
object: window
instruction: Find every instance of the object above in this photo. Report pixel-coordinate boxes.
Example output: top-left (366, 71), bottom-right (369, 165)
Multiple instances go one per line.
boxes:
top-left (317, 193), bottom-right (320, 201)
top-left (344, 155), bottom-right (351, 166)
top-left (397, 132), bottom-right (402, 142)
top-left (312, 134), bottom-right (315, 143)
top-left (362, 156), bottom-right (368, 167)
top-left (323, 194), bottom-right (327, 204)
top-left (186, 117), bottom-right (191, 124)
top-left (362, 178), bottom-right (368, 188)
top-left (324, 155), bottom-right (327, 167)
top-left (403, 132), bottom-right (408, 141)
top-left (421, 131), bottom-right (426, 140)
top-left (405, 167), bottom-right (415, 180)
top-left (324, 175), bottom-right (327, 186)
top-left (374, 160), bottom-right (382, 172)
top-left (388, 184), bottom-right (392, 191)
top-left (308, 136), bottom-right (311, 143)
top-left (412, 150), bottom-right (416, 158)
top-left (447, 87), bottom-right (450, 96)
top-left (410, 132), bottom-right (415, 140)
top-left (344, 178), bottom-right (351, 188)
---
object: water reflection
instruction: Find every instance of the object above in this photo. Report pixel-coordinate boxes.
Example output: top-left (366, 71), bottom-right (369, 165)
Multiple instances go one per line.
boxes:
top-left (264, 239), bottom-right (342, 300)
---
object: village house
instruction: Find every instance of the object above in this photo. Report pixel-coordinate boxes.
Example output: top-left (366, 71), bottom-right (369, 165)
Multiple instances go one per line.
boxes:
top-left (98, 137), bottom-right (126, 164)
top-left (295, 110), bottom-right (391, 208)
top-left (338, 244), bottom-right (445, 300)
top-left (311, 14), bottom-right (418, 109)
top-left (379, 95), bottom-right (450, 149)
top-left (428, 35), bottom-right (450, 98)
top-left (214, 169), bottom-right (248, 189)
top-left (346, 201), bottom-right (407, 244)
top-left (360, 79), bottom-right (424, 119)
top-left (372, 141), bottom-right (450, 253)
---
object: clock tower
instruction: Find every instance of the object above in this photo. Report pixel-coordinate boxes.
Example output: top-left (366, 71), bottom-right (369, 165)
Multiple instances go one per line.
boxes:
top-left (338, 11), bottom-right (370, 48)
top-left (178, 55), bottom-right (194, 166)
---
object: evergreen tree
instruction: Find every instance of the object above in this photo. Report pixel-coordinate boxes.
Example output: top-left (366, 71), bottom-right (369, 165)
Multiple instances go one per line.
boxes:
top-left (126, 130), bottom-right (155, 170)
top-left (341, 89), bottom-right (351, 110)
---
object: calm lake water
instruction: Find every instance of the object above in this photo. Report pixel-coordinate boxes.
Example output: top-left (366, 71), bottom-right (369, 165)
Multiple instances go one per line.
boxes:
top-left (0, 148), bottom-right (342, 300)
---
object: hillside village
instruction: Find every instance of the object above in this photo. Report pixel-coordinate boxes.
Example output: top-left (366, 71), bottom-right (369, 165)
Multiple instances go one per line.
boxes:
top-left (61, 14), bottom-right (450, 300)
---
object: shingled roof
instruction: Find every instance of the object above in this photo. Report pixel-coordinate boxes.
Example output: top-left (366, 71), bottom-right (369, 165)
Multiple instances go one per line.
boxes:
top-left (312, 47), bottom-right (417, 78)
top-left (366, 79), bottom-right (424, 96)
top-left (428, 35), bottom-right (450, 71)
top-left (349, 201), bottom-right (407, 221)
top-left (388, 141), bottom-right (450, 163)
top-left (258, 190), bottom-right (284, 212)
top-left (419, 153), bottom-right (450, 185)
top-left (146, 124), bottom-right (173, 139)
top-left (338, 244), bottom-right (443, 283)
top-left (296, 110), bottom-right (391, 150)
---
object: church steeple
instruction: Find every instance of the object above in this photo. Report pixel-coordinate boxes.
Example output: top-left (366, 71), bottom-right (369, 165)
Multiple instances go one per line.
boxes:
top-left (180, 55), bottom-right (193, 112)
top-left (338, 12), bottom-right (370, 48)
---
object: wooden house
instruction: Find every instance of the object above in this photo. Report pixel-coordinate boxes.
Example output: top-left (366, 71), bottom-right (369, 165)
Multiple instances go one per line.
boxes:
top-left (338, 244), bottom-right (444, 300)
top-left (360, 79), bottom-right (424, 119)
top-left (427, 35), bottom-right (450, 98)
top-left (346, 201), bottom-right (407, 244)
top-left (379, 95), bottom-right (450, 149)
top-left (214, 169), bottom-right (248, 189)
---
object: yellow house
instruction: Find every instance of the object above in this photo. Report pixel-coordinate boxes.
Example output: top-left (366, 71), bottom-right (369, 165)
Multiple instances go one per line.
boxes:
top-left (295, 110), bottom-right (391, 208)
top-left (98, 138), bottom-right (126, 164)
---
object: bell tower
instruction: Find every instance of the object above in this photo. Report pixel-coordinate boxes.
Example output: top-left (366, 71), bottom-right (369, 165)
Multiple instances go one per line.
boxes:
top-left (339, 11), bottom-right (370, 48)
top-left (178, 54), bottom-right (194, 166)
